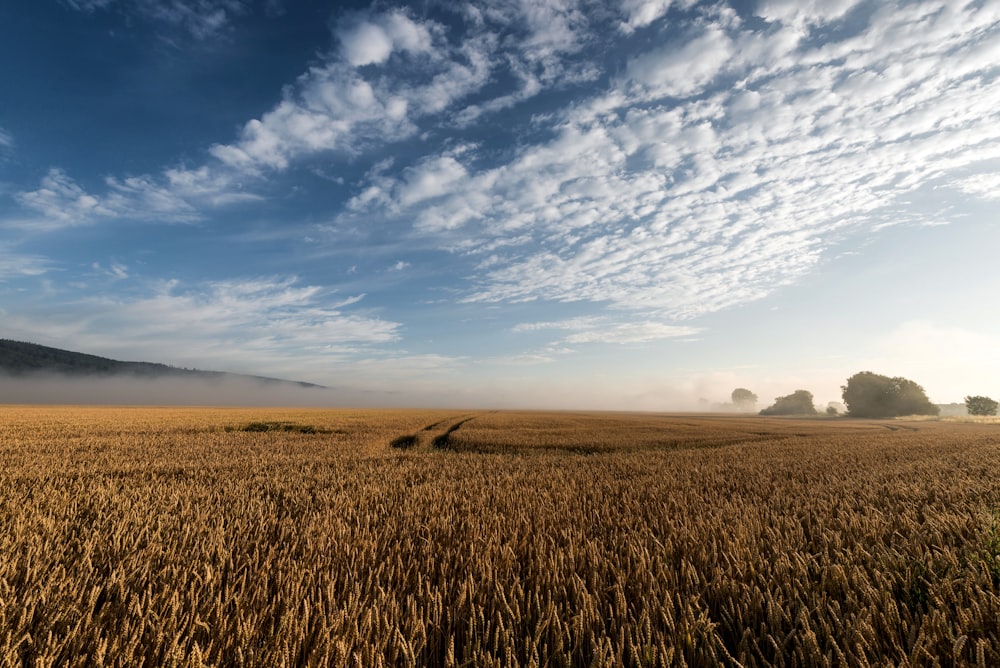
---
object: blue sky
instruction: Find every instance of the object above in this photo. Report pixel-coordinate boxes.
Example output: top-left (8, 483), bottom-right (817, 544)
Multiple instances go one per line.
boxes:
top-left (1, 0), bottom-right (998, 409)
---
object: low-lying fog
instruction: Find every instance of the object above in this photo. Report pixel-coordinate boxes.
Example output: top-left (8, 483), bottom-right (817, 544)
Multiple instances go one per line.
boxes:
top-left (0, 372), bottom-right (852, 411)
top-left (0, 373), bottom-right (368, 407)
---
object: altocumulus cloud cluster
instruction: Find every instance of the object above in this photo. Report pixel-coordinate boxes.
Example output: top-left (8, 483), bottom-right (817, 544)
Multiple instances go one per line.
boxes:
top-left (0, 0), bottom-right (998, 406)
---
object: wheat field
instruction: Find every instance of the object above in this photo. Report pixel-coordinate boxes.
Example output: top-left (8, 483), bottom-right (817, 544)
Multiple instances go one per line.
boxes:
top-left (2, 406), bottom-right (999, 666)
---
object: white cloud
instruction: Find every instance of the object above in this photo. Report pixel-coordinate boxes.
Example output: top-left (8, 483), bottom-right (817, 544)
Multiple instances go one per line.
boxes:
top-left (395, 154), bottom-right (470, 207)
top-left (162, 165), bottom-right (262, 207)
top-left (342, 0), bottom-right (1000, 322)
top-left (453, 0), bottom-right (599, 123)
top-left (0, 245), bottom-right (50, 280)
top-left (12, 6), bottom-right (496, 233)
top-left (208, 10), bottom-right (491, 173)
top-left (453, 72), bottom-right (543, 126)
top-left (565, 322), bottom-right (701, 344)
top-left (0, 126), bottom-right (12, 149)
top-left (619, 0), bottom-right (672, 33)
top-left (15, 169), bottom-right (107, 226)
top-left (15, 1), bottom-right (610, 234)
top-left (336, 10), bottom-right (434, 66)
top-left (625, 26), bottom-right (733, 98)
top-left (101, 174), bottom-right (201, 221)
top-left (208, 68), bottom-right (408, 171)
top-left (21, 0), bottom-right (1000, 361)
top-left (9, 0), bottom-right (996, 404)
top-left (950, 172), bottom-right (1000, 200)
top-left (513, 0), bottom-right (588, 63)
top-left (513, 316), bottom-right (700, 345)
top-left (2, 276), bottom-right (401, 378)
top-left (12, 166), bottom-right (257, 229)
top-left (511, 316), bottom-right (604, 333)
top-left (92, 262), bottom-right (129, 280)
top-left (757, 0), bottom-right (863, 27)
top-left (339, 21), bottom-right (394, 66)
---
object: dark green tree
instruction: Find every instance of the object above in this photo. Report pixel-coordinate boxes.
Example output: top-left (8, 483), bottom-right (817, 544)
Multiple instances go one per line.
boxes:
top-left (760, 390), bottom-right (817, 416)
top-left (731, 388), bottom-right (758, 412)
top-left (965, 395), bottom-right (999, 416)
top-left (841, 371), bottom-right (939, 418)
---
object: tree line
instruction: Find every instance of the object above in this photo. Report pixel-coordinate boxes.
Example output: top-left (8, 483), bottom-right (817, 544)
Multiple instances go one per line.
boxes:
top-left (728, 372), bottom-right (997, 418)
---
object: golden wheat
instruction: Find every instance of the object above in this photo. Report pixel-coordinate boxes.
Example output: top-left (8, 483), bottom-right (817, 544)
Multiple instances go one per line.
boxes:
top-left (1, 406), bottom-right (999, 666)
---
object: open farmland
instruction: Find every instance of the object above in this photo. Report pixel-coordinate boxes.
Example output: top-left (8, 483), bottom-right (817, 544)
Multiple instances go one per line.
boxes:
top-left (2, 407), bottom-right (1000, 666)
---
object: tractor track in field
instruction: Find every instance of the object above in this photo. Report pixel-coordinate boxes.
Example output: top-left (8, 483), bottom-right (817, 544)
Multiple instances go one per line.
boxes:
top-left (430, 416), bottom-right (478, 450)
top-left (388, 414), bottom-right (482, 451)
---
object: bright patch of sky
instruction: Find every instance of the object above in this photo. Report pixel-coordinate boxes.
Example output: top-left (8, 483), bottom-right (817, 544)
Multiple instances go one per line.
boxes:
top-left (1, 0), bottom-right (998, 408)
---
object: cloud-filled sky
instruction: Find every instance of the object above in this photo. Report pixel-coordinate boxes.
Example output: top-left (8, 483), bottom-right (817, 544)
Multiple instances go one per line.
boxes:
top-left (1, 0), bottom-right (998, 408)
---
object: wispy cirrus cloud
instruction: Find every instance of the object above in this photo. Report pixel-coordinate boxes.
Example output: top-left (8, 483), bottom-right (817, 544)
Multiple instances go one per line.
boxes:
top-left (619, 0), bottom-right (673, 34)
top-left (11, 0), bottom-right (606, 233)
top-left (14, 169), bottom-right (115, 228)
top-left (949, 172), bottom-right (1000, 200)
top-left (564, 322), bottom-right (701, 344)
top-left (2, 276), bottom-right (400, 378)
top-left (513, 316), bottom-right (700, 345)
top-left (511, 316), bottom-right (605, 333)
top-left (0, 244), bottom-right (50, 281)
top-left (13, 1), bottom-right (1000, 357)
top-left (13, 4), bottom-right (500, 230)
top-left (11, 167), bottom-right (258, 230)
top-left (756, 0), bottom-right (863, 28)
top-left (62, 0), bottom-right (257, 39)
top-left (342, 0), bottom-right (1000, 320)
top-left (189, 0), bottom-right (604, 174)
top-left (91, 261), bottom-right (129, 280)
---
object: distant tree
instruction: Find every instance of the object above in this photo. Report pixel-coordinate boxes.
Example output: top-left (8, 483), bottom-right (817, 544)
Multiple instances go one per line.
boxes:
top-left (827, 401), bottom-right (847, 415)
top-left (760, 390), bottom-right (817, 416)
top-left (965, 395), bottom-right (999, 416)
top-left (841, 371), bottom-right (939, 418)
top-left (731, 388), bottom-right (758, 412)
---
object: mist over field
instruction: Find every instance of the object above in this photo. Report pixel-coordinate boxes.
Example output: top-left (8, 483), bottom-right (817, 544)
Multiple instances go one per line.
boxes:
top-left (0, 370), bottom-right (847, 412)
top-left (0, 373), bottom-right (353, 407)
top-left (0, 372), bottom-right (673, 409)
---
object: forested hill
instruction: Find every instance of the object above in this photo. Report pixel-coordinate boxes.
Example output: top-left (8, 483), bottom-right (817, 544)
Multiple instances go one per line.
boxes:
top-left (0, 339), bottom-right (325, 388)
